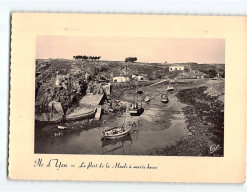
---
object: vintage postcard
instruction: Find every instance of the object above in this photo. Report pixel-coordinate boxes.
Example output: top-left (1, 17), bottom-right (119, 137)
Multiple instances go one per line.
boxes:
top-left (9, 13), bottom-right (246, 183)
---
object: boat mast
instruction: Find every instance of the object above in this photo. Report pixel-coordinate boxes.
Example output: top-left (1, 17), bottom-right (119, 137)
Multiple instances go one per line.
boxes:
top-left (121, 106), bottom-right (127, 128)
top-left (136, 80), bottom-right (138, 102)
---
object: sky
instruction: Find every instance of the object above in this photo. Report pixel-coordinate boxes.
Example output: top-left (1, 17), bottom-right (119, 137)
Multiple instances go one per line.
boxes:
top-left (36, 36), bottom-right (225, 64)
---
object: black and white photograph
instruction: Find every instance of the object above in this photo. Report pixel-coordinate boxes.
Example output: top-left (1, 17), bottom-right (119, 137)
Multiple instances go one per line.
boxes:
top-left (34, 36), bottom-right (225, 156)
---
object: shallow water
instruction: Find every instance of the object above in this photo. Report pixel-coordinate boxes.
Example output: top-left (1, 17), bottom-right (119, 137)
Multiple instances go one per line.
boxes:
top-left (35, 90), bottom-right (188, 155)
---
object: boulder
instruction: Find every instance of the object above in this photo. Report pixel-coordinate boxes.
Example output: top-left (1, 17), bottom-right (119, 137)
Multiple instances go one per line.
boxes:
top-left (48, 101), bottom-right (64, 115)
top-left (35, 101), bottom-right (64, 122)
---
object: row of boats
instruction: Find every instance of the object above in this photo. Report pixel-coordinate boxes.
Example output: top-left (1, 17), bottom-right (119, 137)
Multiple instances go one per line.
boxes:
top-left (144, 93), bottom-right (169, 103)
top-left (144, 85), bottom-right (173, 103)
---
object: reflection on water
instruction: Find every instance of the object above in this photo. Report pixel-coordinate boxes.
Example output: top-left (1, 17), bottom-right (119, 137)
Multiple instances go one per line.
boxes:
top-left (35, 117), bottom-right (187, 155)
top-left (101, 134), bottom-right (133, 155)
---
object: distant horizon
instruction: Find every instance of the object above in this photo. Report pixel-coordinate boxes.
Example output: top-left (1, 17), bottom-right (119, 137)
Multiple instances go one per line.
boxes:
top-left (36, 36), bottom-right (225, 64)
top-left (36, 58), bottom-right (225, 65)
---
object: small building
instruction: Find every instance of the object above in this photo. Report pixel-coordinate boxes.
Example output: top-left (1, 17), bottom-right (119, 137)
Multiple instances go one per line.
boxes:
top-left (131, 74), bottom-right (137, 79)
top-left (136, 75), bottom-right (145, 81)
top-left (112, 76), bottom-right (130, 83)
top-left (131, 74), bottom-right (146, 81)
top-left (169, 65), bottom-right (185, 71)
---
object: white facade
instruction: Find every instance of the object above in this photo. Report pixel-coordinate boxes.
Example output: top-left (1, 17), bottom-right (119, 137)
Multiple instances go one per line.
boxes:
top-left (169, 65), bottom-right (184, 71)
top-left (136, 75), bottom-right (145, 81)
top-left (132, 75), bottom-right (146, 81)
top-left (112, 76), bottom-right (130, 83)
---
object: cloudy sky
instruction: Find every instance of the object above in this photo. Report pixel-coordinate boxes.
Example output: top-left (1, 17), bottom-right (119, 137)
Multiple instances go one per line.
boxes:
top-left (36, 36), bottom-right (225, 64)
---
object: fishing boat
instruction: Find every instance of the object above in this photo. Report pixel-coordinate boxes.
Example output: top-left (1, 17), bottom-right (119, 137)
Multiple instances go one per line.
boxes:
top-left (101, 109), bottom-right (132, 140)
top-left (144, 95), bottom-right (150, 102)
top-left (129, 102), bottom-right (143, 116)
top-left (101, 125), bottom-right (132, 140)
top-left (129, 82), bottom-right (143, 116)
top-left (137, 88), bottom-right (143, 94)
top-left (167, 85), bottom-right (174, 91)
top-left (161, 94), bottom-right (169, 103)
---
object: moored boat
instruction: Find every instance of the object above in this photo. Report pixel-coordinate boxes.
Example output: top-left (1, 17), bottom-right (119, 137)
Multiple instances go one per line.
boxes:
top-left (129, 102), bottom-right (143, 116)
top-left (167, 85), bottom-right (174, 91)
top-left (137, 88), bottom-right (143, 94)
top-left (144, 96), bottom-right (150, 102)
top-left (161, 94), bottom-right (169, 103)
top-left (129, 82), bottom-right (144, 116)
top-left (101, 125), bottom-right (132, 140)
top-left (102, 104), bottom-right (132, 140)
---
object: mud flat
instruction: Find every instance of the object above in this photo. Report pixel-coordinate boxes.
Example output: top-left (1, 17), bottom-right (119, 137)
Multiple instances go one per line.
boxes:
top-left (35, 83), bottom-right (190, 154)
top-left (154, 84), bottom-right (224, 156)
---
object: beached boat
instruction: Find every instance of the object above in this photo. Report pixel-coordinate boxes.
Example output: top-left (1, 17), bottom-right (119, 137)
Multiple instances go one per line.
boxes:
top-left (137, 88), bottom-right (143, 94)
top-left (129, 102), bottom-right (143, 116)
top-left (65, 109), bottom-right (96, 121)
top-left (57, 125), bottom-right (69, 130)
top-left (129, 82), bottom-right (143, 116)
top-left (167, 85), bottom-right (174, 91)
top-left (144, 96), bottom-right (150, 102)
top-left (161, 94), bottom-right (169, 103)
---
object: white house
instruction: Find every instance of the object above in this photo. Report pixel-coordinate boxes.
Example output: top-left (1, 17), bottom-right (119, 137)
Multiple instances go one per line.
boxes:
top-left (131, 74), bottom-right (146, 81)
top-left (136, 75), bottom-right (145, 81)
top-left (169, 65), bottom-right (185, 71)
top-left (112, 76), bottom-right (130, 83)
top-left (131, 74), bottom-right (137, 79)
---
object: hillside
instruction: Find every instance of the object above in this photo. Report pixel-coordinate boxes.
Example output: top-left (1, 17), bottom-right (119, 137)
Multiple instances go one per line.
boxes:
top-left (35, 59), bottom-right (225, 116)
top-left (36, 59), bottom-right (224, 81)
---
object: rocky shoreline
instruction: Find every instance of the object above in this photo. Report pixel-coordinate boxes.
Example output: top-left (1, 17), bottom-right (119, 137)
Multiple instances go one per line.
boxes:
top-left (35, 107), bottom-right (127, 139)
top-left (154, 85), bottom-right (224, 156)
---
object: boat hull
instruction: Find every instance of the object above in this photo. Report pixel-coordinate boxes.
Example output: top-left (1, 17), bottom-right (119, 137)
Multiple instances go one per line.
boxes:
top-left (129, 108), bottom-right (143, 116)
top-left (57, 125), bottom-right (68, 130)
top-left (101, 126), bottom-right (132, 140)
top-left (65, 110), bottom-right (96, 121)
top-left (144, 97), bottom-right (150, 102)
top-left (103, 131), bottom-right (130, 140)
top-left (167, 87), bottom-right (174, 91)
top-left (161, 94), bottom-right (169, 103)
